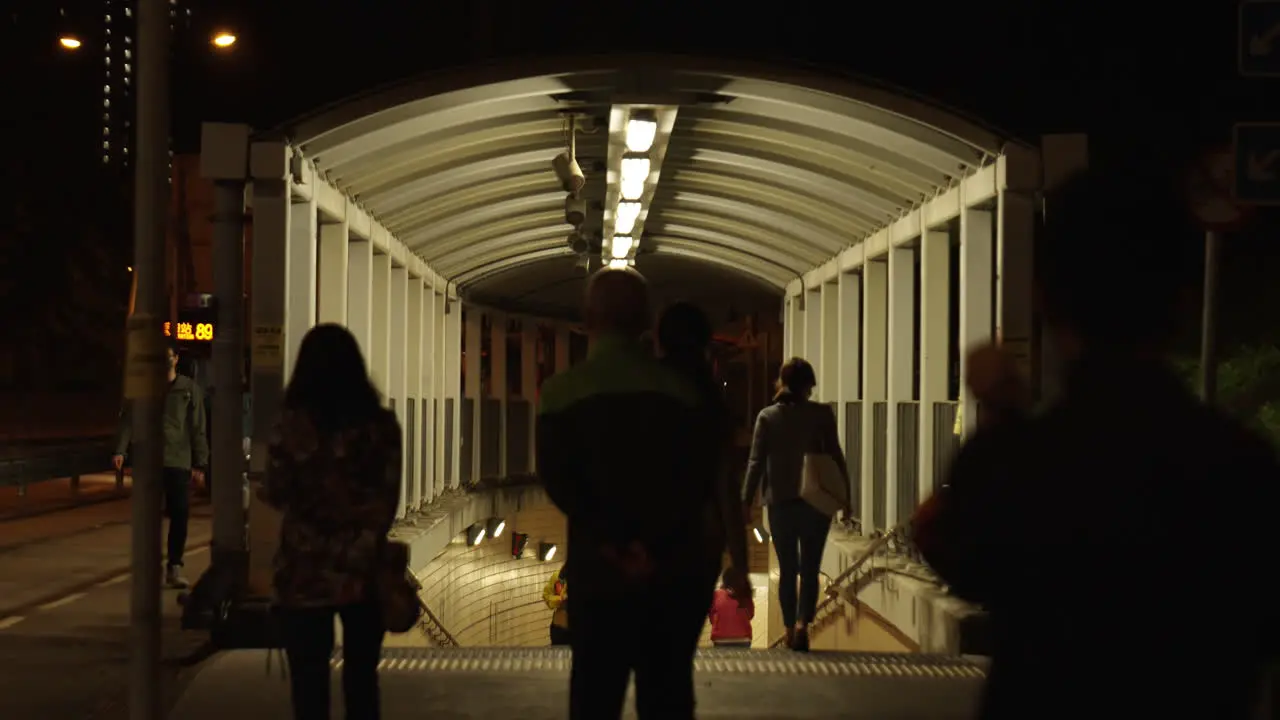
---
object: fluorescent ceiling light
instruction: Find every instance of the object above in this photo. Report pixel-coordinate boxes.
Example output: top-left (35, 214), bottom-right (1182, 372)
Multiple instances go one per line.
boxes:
top-left (621, 156), bottom-right (651, 186)
top-left (608, 259), bottom-right (629, 270)
top-left (611, 236), bottom-right (634, 259)
top-left (625, 113), bottom-right (658, 153)
top-left (615, 201), bottom-right (641, 234)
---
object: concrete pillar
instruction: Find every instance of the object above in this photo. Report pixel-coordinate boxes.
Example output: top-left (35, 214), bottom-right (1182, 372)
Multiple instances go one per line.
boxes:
top-left (959, 207), bottom-right (994, 437)
top-left (819, 281), bottom-right (839, 402)
top-left (317, 221), bottom-right (348, 325)
top-left (997, 190), bottom-right (1036, 387)
top-left (489, 313), bottom-right (508, 478)
top-left (370, 253), bottom-right (391, 398)
top-left (439, 298), bottom-right (462, 490)
top-left (463, 308), bottom-right (482, 484)
top-left (787, 295), bottom-right (804, 361)
top-left (406, 277), bottom-right (423, 511)
top-left (834, 272), bottom-right (861, 449)
top-left (284, 199), bottom-right (317, 374)
top-left (804, 288), bottom-right (821, 368)
top-left (859, 260), bottom-right (887, 532)
top-left (885, 245), bottom-right (917, 525)
top-left (347, 241), bottom-right (373, 360)
top-left (553, 325), bottom-right (571, 373)
top-left (389, 266), bottom-right (408, 517)
top-left (520, 320), bottom-right (539, 472)
top-left (917, 224), bottom-right (951, 499)
top-left (420, 287), bottom-right (437, 504)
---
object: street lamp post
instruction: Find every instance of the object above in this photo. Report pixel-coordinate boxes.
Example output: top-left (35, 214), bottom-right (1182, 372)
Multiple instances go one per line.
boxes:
top-left (126, 1), bottom-right (169, 719)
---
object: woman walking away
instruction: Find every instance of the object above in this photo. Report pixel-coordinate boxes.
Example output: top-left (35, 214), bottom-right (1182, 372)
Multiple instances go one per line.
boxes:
top-left (655, 302), bottom-right (752, 599)
top-left (708, 567), bottom-right (755, 647)
top-left (742, 358), bottom-right (850, 652)
top-left (260, 323), bottom-right (402, 720)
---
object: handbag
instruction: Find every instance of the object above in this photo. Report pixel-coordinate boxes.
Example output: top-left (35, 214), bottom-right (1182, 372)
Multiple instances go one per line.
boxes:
top-left (376, 540), bottom-right (422, 634)
top-left (799, 425), bottom-right (849, 517)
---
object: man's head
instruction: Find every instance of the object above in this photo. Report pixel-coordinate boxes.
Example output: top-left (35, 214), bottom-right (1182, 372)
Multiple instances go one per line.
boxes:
top-left (166, 341), bottom-right (180, 374)
top-left (584, 267), bottom-right (651, 339)
top-left (1035, 166), bottom-right (1197, 356)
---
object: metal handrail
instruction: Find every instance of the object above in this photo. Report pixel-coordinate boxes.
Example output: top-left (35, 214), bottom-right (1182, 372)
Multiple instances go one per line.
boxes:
top-left (0, 436), bottom-right (118, 491)
top-left (768, 528), bottom-right (899, 648)
top-left (415, 594), bottom-right (460, 648)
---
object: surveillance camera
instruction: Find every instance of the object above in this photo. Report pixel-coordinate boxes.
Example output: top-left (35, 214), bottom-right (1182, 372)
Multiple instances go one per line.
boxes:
top-left (565, 195), bottom-right (586, 227)
top-left (552, 152), bottom-right (586, 194)
top-left (567, 232), bottom-right (588, 255)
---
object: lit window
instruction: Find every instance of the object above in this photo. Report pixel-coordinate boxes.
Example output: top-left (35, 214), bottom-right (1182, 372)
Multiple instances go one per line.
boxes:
top-left (103, 98), bottom-right (110, 108)
top-left (103, 156), bottom-right (110, 164)
top-left (103, 84), bottom-right (110, 94)
top-left (125, 36), bottom-right (131, 44)
top-left (124, 49), bottom-right (131, 59)
top-left (123, 77), bottom-right (130, 86)
top-left (105, 57), bottom-right (110, 65)
top-left (103, 141), bottom-right (110, 150)
top-left (124, 63), bottom-right (131, 73)
top-left (105, 14), bottom-right (111, 24)
top-left (103, 127), bottom-right (109, 136)
top-left (125, 7), bottom-right (131, 16)
top-left (105, 43), bottom-right (111, 51)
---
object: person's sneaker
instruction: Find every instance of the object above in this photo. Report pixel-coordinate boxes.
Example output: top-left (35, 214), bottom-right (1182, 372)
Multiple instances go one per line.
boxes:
top-left (165, 566), bottom-right (190, 589)
top-left (790, 626), bottom-right (811, 653)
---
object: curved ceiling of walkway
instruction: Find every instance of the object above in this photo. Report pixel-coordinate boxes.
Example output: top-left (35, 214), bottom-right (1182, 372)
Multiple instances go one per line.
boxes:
top-left (282, 55), bottom-right (1007, 314)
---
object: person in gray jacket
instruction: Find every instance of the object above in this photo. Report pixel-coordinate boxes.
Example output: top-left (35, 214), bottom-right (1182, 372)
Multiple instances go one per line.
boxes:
top-left (742, 357), bottom-right (850, 651)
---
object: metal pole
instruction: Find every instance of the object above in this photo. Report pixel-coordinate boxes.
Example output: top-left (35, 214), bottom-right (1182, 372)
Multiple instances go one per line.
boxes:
top-left (211, 182), bottom-right (247, 557)
top-left (128, 1), bottom-right (168, 719)
top-left (1200, 230), bottom-right (1221, 404)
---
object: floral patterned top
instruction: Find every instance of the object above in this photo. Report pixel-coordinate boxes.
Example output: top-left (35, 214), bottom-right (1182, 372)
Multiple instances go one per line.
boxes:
top-left (260, 407), bottom-right (402, 608)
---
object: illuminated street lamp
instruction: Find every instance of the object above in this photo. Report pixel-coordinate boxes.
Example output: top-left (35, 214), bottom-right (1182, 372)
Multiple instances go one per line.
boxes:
top-left (59, 36), bottom-right (82, 50)
top-left (211, 32), bottom-right (237, 48)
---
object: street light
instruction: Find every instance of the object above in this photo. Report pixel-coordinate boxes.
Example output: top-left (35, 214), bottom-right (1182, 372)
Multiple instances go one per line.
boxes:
top-left (211, 32), bottom-right (236, 48)
top-left (59, 36), bottom-right (82, 50)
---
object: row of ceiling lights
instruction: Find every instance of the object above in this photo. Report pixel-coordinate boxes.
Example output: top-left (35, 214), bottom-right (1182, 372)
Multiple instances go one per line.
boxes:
top-left (59, 31), bottom-right (237, 50)
top-left (607, 108), bottom-right (659, 269)
top-left (464, 517), bottom-right (558, 561)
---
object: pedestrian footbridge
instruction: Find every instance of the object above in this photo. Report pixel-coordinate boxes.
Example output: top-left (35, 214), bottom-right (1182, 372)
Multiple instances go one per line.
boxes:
top-left (170, 647), bottom-right (988, 719)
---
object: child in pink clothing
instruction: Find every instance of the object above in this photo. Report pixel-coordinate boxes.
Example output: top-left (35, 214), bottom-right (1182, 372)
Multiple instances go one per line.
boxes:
top-left (708, 567), bottom-right (755, 647)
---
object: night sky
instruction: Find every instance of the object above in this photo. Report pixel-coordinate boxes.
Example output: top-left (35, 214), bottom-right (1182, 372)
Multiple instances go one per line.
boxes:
top-left (7, 0), bottom-right (1277, 347)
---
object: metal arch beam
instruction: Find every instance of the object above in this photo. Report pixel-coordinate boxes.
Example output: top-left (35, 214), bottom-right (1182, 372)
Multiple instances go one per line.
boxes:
top-left (672, 133), bottom-right (930, 209)
top-left (433, 229), bottom-right (576, 276)
top-left (655, 179), bottom-right (860, 248)
top-left (446, 238), bottom-right (575, 281)
top-left (419, 225), bottom-right (572, 263)
top-left (645, 234), bottom-right (800, 283)
top-left (715, 79), bottom-right (988, 175)
top-left (648, 246), bottom-right (791, 289)
top-left (388, 172), bottom-right (555, 233)
top-left (360, 147), bottom-right (562, 219)
top-left (300, 80), bottom-right (574, 163)
top-left (644, 224), bottom-right (816, 274)
top-left (658, 191), bottom-right (850, 254)
top-left (407, 192), bottom-right (568, 249)
top-left (659, 155), bottom-right (891, 229)
top-left (411, 210), bottom-right (568, 258)
top-left (454, 247), bottom-right (576, 288)
top-left (678, 109), bottom-right (950, 196)
top-left (654, 204), bottom-right (832, 260)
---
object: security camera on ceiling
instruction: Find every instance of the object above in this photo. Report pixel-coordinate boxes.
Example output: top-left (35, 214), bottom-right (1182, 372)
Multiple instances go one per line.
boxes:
top-left (552, 152), bottom-right (586, 194)
top-left (564, 195), bottom-right (586, 227)
top-left (567, 232), bottom-right (588, 255)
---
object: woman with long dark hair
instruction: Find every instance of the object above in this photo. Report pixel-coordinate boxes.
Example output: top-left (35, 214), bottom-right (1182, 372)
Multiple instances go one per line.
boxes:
top-left (742, 357), bottom-right (850, 651)
top-left (259, 324), bottom-right (402, 720)
top-left (655, 303), bottom-right (751, 597)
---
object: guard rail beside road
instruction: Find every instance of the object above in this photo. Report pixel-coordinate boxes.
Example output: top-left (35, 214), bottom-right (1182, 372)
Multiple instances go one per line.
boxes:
top-left (0, 436), bottom-right (121, 496)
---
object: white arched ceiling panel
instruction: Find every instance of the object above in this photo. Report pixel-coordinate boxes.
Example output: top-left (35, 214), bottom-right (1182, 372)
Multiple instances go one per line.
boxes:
top-left (280, 55), bottom-right (1014, 298)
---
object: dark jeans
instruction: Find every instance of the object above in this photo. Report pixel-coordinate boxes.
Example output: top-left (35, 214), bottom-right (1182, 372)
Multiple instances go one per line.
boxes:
top-left (161, 467), bottom-right (190, 568)
top-left (278, 601), bottom-right (384, 720)
top-left (550, 623), bottom-right (571, 646)
top-left (769, 498), bottom-right (831, 627)
top-left (569, 565), bottom-right (717, 720)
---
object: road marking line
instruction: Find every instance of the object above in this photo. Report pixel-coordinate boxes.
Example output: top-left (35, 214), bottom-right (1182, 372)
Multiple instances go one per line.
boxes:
top-left (0, 616), bottom-right (24, 630)
top-left (38, 592), bottom-right (86, 611)
top-left (96, 574), bottom-right (130, 588)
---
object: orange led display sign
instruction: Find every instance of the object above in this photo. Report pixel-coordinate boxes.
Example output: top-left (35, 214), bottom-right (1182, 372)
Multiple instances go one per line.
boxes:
top-left (163, 321), bottom-right (215, 342)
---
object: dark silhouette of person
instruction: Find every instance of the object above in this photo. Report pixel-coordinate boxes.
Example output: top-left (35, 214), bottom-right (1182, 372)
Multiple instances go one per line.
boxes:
top-left (912, 167), bottom-right (1280, 719)
top-left (538, 269), bottom-right (720, 720)
top-left (259, 324), bottom-right (402, 720)
top-left (656, 302), bottom-right (752, 603)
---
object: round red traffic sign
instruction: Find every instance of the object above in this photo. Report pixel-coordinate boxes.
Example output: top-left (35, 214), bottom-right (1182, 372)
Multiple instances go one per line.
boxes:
top-left (1187, 149), bottom-right (1253, 232)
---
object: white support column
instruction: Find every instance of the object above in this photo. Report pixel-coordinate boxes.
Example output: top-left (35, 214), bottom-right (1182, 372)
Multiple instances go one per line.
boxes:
top-left (804, 288), bottom-right (821, 374)
top-left (885, 245), bottom-right (917, 526)
top-left (317, 220), bottom-right (348, 325)
top-left (389, 266), bottom-right (408, 517)
top-left (859, 261), bottom-right (888, 532)
top-left (521, 321), bottom-right (539, 473)
top-left (787, 295), bottom-right (804, 361)
top-left (959, 207), bottom-right (994, 437)
top-left (997, 190), bottom-right (1036, 384)
top-left (284, 198), bottom-right (317, 374)
top-left (463, 308), bottom-right (482, 484)
top-left (554, 325), bottom-right (571, 373)
top-left (835, 272), bottom-right (861, 449)
top-left (819, 282), bottom-right (839, 402)
top-left (444, 299), bottom-right (463, 489)
top-left (406, 277), bottom-right (423, 511)
top-left (370, 252), bottom-right (391, 398)
top-left (490, 313), bottom-right (509, 478)
top-left (347, 241), bottom-right (374, 360)
top-left (917, 225), bottom-right (951, 499)
top-left (420, 288), bottom-right (436, 504)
